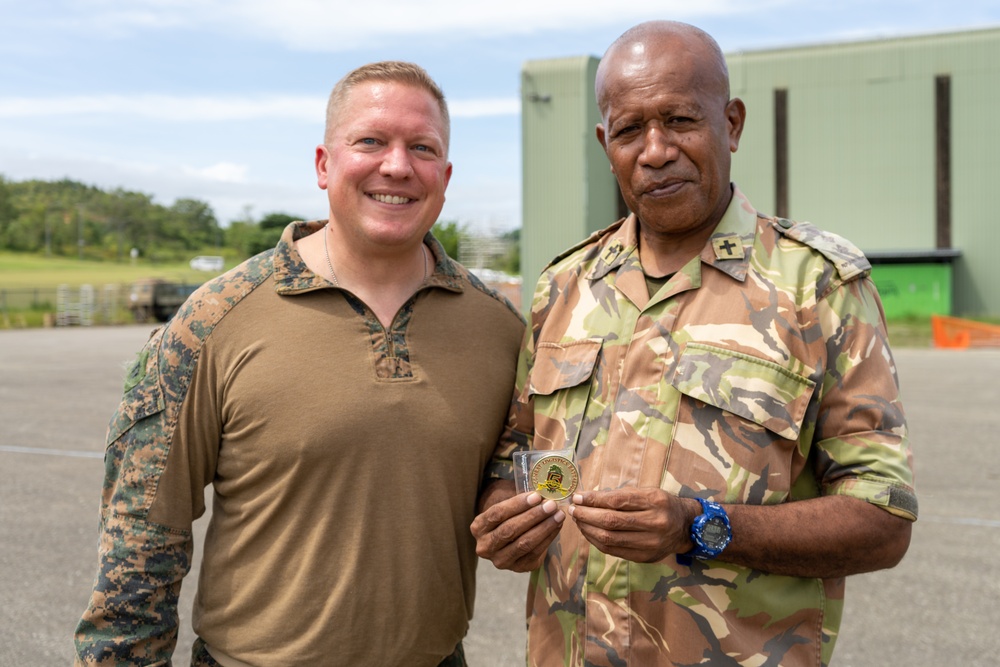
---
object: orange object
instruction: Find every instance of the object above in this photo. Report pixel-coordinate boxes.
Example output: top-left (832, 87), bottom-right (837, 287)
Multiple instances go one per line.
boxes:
top-left (931, 314), bottom-right (1000, 349)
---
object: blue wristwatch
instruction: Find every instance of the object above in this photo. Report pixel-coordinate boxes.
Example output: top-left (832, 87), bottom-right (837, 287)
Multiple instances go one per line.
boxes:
top-left (677, 497), bottom-right (732, 565)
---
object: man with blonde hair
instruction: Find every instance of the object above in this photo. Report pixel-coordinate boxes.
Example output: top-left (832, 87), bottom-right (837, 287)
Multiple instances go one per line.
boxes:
top-left (76, 61), bottom-right (524, 667)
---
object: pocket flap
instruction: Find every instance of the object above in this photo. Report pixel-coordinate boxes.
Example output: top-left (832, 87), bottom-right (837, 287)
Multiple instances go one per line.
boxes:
top-left (528, 339), bottom-right (602, 397)
top-left (672, 343), bottom-right (815, 440)
top-left (106, 331), bottom-right (167, 445)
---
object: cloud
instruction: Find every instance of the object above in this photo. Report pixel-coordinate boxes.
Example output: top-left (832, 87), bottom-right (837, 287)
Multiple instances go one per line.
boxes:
top-left (182, 162), bottom-right (249, 183)
top-left (221, 0), bottom-right (742, 49)
top-left (449, 98), bottom-right (521, 118)
top-left (0, 95), bottom-right (321, 122)
top-left (0, 93), bottom-right (521, 121)
top-left (17, 0), bottom-right (795, 51)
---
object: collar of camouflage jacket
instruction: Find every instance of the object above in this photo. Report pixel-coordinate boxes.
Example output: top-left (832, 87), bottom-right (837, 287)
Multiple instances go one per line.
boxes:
top-left (586, 184), bottom-right (758, 284)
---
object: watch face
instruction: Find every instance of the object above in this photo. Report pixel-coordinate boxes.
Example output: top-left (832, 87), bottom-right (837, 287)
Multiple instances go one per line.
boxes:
top-left (702, 517), bottom-right (729, 548)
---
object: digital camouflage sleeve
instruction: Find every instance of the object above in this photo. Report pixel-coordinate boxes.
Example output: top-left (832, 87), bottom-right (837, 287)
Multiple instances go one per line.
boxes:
top-left (75, 251), bottom-right (274, 666)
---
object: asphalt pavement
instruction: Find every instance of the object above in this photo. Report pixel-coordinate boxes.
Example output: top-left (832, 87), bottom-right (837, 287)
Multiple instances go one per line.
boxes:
top-left (0, 325), bottom-right (997, 666)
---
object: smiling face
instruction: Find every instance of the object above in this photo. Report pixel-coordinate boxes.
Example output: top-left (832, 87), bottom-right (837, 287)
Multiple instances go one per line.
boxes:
top-left (595, 25), bottom-right (745, 242)
top-left (316, 80), bottom-right (452, 252)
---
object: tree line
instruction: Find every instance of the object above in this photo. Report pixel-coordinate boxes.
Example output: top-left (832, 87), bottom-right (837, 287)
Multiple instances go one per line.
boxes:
top-left (0, 175), bottom-right (297, 263)
top-left (0, 175), bottom-right (518, 273)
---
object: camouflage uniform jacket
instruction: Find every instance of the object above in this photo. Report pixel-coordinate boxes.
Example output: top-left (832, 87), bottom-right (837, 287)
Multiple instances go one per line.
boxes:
top-left (489, 187), bottom-right (917, 667)
top-left (75, 221), bottom-right (524, 666)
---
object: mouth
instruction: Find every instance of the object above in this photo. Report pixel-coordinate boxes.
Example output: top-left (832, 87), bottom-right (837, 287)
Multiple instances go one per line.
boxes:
top-left (643, 179), bottom-right (688, 197)
top-left (368, 193), bottom-right (414, 205)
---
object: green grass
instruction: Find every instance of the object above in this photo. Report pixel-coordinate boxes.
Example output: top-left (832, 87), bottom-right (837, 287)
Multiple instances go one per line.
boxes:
top-left (0, 250), bottom-right (234, 289)
top-left (886, 317), bottom-right (933, 348)
top-left (0, 251), bottom-right (243, 328)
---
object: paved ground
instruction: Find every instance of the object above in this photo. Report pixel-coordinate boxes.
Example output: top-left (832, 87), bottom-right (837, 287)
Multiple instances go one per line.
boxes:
top-left (1, 325), bottom-right (997, 666)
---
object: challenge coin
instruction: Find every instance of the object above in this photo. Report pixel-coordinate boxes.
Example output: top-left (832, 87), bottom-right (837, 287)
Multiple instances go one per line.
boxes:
top-left (529, 455), bottom-right (579, 501)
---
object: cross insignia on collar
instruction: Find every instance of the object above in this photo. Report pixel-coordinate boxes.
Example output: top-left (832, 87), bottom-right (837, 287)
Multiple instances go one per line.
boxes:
top-left (602, 240), bottom-right (624, 264)
top-left (712, 236), bottom-right (744, 260)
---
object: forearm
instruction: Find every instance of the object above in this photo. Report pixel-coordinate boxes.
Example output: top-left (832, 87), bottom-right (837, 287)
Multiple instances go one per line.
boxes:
top-left (719, 495), bottom-right (912, 578)
top-left (75, 513), bottom-right (192, 666)
top-left (477, 478), bottom-right (516, 514)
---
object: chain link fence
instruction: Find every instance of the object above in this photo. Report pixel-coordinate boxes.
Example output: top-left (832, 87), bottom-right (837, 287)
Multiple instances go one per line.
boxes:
top-left (0, 284), bottom-right (134, 328)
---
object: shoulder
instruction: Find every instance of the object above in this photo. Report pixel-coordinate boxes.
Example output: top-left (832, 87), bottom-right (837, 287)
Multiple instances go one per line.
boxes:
top-left (446, 259), bottom-right (526, 326)
top-left (162, 250), bottom-right (276, 355)
top-left (544, 219), bottom-right (626, 274)
top-left (424, 232), bottom-right (525, 326)
top-left (766, 215), bottom-right (871, 282)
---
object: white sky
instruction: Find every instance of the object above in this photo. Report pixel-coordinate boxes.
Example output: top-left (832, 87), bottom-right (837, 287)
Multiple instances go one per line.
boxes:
top-left (2, 0), bottom-right (998, 230)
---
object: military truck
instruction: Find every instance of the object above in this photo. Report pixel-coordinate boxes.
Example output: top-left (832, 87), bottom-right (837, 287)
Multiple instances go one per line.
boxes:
top-left (128, 278), bottom-right (199, 322)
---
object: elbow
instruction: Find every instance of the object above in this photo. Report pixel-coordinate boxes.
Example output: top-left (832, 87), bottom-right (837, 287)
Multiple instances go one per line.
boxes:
top-left (846, 498), bottom-right (915, 574)
top-left (856, 508), bottom-right (914, 573)
top-left (879, 515), bottom-right (913, 570)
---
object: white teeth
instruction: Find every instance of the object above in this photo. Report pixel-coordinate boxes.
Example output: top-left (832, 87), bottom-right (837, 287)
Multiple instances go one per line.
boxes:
top-left (371, 193), bottom-right (411, 205)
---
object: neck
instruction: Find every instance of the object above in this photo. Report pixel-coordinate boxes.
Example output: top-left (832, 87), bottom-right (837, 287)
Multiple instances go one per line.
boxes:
top-left (637, 225), bottom-right (713, 276)
top-left (325, 227), bottom-right (429, 288)
top-left (296, 223), bottom-right (430, 327)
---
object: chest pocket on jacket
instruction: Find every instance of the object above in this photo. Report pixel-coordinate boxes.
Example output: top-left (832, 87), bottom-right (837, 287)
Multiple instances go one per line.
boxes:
top-left (666, 342), bottom-right (816, 503)
top-left (526, 339), bottom-right (602, 452)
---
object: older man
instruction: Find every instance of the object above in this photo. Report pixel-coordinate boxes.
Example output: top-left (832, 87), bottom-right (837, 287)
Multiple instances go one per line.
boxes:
top-left (473, 21), bottom-right (916, 667)
top-left (75, 61), bottom-right (524, 667)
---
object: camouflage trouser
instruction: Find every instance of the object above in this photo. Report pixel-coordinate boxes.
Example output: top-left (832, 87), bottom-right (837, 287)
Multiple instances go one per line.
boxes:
top-left (191, 637), bottom-right (467, 666)
top-left (438, 641), bottom-right (467, 667)
top-left (190, 638), bottom-right (221, 667)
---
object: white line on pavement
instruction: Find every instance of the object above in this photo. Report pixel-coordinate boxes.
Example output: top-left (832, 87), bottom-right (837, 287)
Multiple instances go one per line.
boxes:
top-left (0, 445), bottom-right (103, 459)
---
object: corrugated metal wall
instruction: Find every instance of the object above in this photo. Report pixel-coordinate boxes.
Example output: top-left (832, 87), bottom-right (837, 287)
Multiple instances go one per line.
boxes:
top-left (728, 28), bottom-right (1000, 316)
top-left (520, 56), bottom-right (619, 309)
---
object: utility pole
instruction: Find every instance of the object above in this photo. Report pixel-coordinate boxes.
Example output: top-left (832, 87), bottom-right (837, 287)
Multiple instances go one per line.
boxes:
top-left (77, 205), bottom-right (85, 260)
top-left (44, 206), bottom-right (51, 257)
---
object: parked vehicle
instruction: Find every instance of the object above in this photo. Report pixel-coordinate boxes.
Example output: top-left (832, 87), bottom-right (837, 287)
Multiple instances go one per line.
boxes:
top-left (128, 279), bottom-right (199, 322)
top-left (189, 255), bottom-right (225, 272)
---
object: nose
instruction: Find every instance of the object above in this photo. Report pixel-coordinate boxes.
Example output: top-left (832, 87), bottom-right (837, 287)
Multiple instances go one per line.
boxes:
top-left (380, 144), bottom-right (414, 178)
top-left (638, 124), bottom-right (678, 169)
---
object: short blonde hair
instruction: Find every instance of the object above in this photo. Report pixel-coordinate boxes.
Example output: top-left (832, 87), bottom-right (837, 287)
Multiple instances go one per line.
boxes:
top-left (324, 61), bottom-right (450, 148)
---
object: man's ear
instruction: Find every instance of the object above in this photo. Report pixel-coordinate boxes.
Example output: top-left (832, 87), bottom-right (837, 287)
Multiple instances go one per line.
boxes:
top-left (315, 145), bottom-right (330, 190)
top-left (596, 124), bottom-right (614, 173)
top-left (726, 98), bottom-right (747, 153)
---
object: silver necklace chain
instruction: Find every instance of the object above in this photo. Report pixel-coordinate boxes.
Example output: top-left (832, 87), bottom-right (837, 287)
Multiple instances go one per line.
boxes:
top-left (323, 224), bottom-right (429, 287)
top-left (323, 224), bottom-right (340, 286)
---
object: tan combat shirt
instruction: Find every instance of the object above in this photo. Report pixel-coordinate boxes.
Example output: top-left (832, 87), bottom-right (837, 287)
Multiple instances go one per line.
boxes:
top-left (75, 222), bottom-right (525, 667)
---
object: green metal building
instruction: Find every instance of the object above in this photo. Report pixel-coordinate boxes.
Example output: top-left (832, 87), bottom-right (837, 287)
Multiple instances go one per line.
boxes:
top-left (520, 56), bottom-right (621, 310)
top-left (520, 27), bottom-right (1000, 318)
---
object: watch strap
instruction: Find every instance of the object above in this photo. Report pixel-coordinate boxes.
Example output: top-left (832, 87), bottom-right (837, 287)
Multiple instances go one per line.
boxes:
top-left (677, 497), bottom-right (732, 566)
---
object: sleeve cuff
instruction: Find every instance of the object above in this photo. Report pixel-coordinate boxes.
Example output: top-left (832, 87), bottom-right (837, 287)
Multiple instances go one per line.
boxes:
top-left (484, 458), bottom-right (515, 482)
top-left (827, 475), bottom-right (918, 521)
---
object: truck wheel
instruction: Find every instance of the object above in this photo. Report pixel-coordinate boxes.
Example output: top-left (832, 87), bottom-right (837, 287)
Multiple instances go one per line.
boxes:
top-left (154, 307), bottom-right (177, 322)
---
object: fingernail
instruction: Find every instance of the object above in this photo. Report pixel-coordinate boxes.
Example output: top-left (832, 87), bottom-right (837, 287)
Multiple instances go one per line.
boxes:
top-left (572, 494), bottom-right (583, 504)
top-left (527, 492), bottom-right (541, 505)
top-left (566, 505), bottom-right (575, 517)
top-left (542, 500), bottom-right (557, 513)
top-left (553, 510), bottom-right (565, 523)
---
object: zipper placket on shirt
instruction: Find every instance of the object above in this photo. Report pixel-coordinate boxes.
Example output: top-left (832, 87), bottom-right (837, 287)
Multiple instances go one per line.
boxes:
top-left (380, 287), bottom-right (428, 378)
top-left (383, 326), bottom-right (402, 376)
